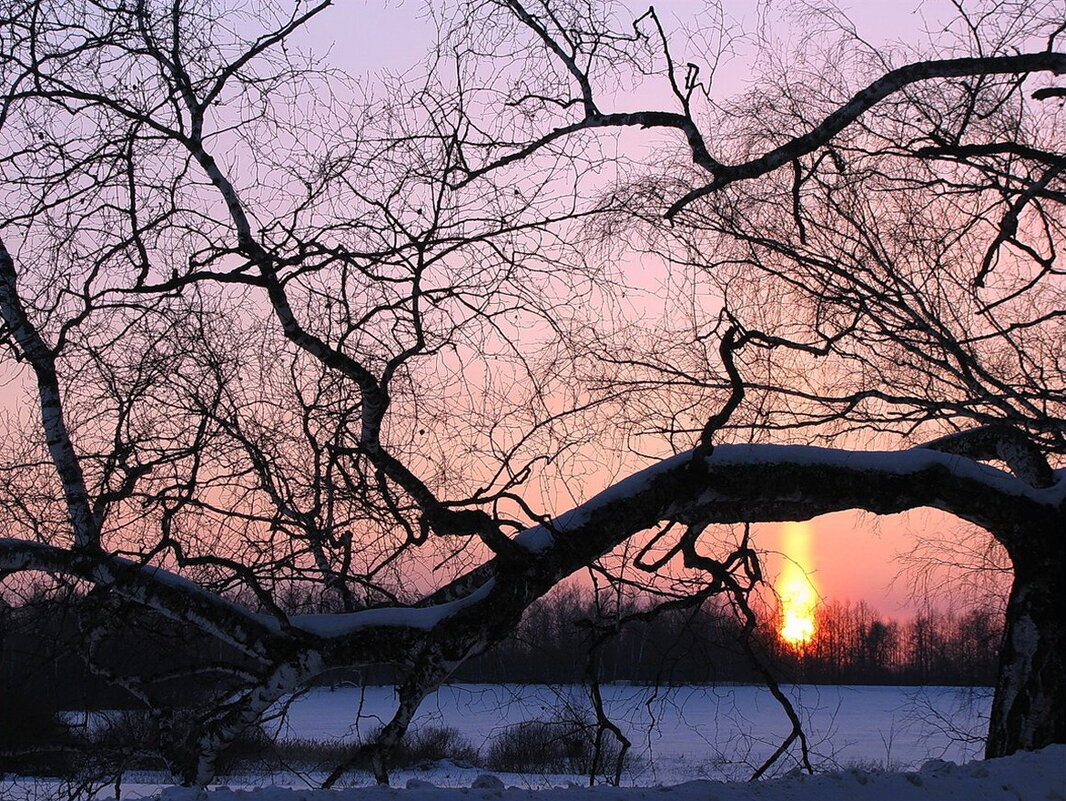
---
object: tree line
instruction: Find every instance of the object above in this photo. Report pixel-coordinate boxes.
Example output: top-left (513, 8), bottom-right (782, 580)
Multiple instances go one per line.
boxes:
top-left (2, 585), bottom-right (1000, 715)
top-left (459, 590), bottom-right (1001, 687)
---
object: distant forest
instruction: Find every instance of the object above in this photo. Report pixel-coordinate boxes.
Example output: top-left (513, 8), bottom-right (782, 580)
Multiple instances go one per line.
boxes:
top-left (455, 589), bottom-right (1000, 688)
top-left (1, 585), bottom-right (1000, 715)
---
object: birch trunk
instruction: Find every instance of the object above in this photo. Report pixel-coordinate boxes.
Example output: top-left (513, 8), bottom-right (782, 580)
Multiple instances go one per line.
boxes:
top-left (986, 532), bottom-right (1066, 757)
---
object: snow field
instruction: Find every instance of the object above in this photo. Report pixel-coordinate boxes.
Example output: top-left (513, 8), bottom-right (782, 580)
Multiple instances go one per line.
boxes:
top-left (151, 745), bottom-right (1066, 801)
top-left (263, 683), bottom-right (992, 783)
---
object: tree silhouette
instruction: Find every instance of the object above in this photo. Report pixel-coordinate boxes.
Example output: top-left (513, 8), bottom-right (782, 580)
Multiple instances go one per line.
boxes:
top-left (0, 0), bottom-right (1062, 787)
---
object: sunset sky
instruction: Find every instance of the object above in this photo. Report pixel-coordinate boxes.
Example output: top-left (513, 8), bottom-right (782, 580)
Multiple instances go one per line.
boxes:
top-left (0, 1), bottom-right (1018, 619)
top-left (284, 0), bottom-right (1003, 618)
top-left (3, 4), bottom-right (1061, 788)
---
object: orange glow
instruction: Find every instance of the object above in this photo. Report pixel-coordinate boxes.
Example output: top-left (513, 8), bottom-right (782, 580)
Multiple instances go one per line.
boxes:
top-left (776, 522), bottom-right (819, 648)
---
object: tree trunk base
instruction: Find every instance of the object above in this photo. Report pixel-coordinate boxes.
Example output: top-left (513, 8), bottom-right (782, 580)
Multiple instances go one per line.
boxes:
top-left (985, 543), bottom-right (1065, 758)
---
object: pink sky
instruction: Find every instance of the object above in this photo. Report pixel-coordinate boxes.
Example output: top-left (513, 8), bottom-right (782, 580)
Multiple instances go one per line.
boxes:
top-left (292, 0), bottom-right (1002, 618)
top-left (205, 2), bottom-right (1020, 616)
top-left (1, 2), bottom-right (1012, 620)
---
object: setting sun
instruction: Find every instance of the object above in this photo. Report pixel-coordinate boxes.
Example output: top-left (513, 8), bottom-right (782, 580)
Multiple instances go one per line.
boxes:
top-left (776, 523), bottom-right (819, 648)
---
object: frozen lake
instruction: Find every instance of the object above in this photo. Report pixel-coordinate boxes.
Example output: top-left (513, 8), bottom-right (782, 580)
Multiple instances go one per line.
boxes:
top-left (264, 683), bottom-right (992, 784)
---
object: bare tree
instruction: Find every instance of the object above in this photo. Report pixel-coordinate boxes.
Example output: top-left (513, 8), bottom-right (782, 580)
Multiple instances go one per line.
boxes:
top-left (453, 0), bottom-right (1063, 761)
top-left (0, 0), bottom-right (1062, 789)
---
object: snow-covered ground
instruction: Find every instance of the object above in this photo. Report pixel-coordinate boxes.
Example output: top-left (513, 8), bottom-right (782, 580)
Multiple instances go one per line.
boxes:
top-left (261, 683), bottom-right (992, 782)
top-left (164, 746), bottom-right (1066, 801)
top-left (10, 683), bottom-right (1056, 801)
top-left (8, 747), bottom-right (1063, 801)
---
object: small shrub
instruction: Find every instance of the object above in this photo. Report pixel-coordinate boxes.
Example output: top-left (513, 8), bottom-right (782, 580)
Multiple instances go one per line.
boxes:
top-left (312, 725), bottom-right (479, 780)
top-left (91, 710), bottom-right (166, 770)
top-left (395, 726), bottom-right (478, 767)
top-left (90, 709), bottom-right (276, 775)
top-left (271, 737), bottom-right (353, 769)
top-left (213, 724), bottom-right (277, 774)
top-left (484, 717), bottom-right (625, 776)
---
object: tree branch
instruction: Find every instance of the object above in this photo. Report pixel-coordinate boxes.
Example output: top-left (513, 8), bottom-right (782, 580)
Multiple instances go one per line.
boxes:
top-left (922, 426), bottom-right (1056, 489)
top-left (667, 52), bottom-right (1066, 216)
top-left (0, 238), bottom-right (98, 549)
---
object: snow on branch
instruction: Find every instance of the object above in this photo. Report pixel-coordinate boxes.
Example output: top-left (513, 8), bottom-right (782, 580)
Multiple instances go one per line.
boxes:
top-left (0, 539), bottom-right (279, 656)
top-left (289, 579), bottom-right (497, 638)
top-left (515, 440), bottom-right (1064, 572)
top-left (922, 426), bottom-right (1056, 488)
top-left (2, 437), bottom-right (1060, 660)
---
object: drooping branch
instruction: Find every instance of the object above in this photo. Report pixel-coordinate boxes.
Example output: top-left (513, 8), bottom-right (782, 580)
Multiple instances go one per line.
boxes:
top-left (474, 8), bottom-right (1066, 216)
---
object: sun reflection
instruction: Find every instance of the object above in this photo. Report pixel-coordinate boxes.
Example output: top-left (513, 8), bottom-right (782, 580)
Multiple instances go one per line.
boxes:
top-left (776, 522), bottom-right (818, 648)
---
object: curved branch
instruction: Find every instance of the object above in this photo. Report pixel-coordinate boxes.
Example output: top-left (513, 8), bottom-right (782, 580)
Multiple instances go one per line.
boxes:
top-left (922, 425), bottom-right (1055, 489)
top-left (0, 539), bottom-right (278, 657)
top-left (514, 442), bottom-right (1063, 575)
top-left (667, 52), bottom-right (1066, 215)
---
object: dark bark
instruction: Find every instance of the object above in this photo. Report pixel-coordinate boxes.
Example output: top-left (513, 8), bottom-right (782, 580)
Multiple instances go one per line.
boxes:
top-left (986, 529), bottom-right (1066, 757)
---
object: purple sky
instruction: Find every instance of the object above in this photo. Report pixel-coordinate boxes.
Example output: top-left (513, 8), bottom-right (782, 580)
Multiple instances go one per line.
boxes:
top-left (289, 1), bottom-right (987, 617)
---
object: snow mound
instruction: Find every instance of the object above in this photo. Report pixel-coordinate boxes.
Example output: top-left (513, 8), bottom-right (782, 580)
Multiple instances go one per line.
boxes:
top-left (153, 745), bottom-right (1065, 801)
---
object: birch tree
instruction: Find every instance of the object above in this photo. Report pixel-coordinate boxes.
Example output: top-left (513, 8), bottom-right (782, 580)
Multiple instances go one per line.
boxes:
top-left (461, 0), bottom-right (1065, 761)
top-left (0, 0), bottom-right (1062, 788)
